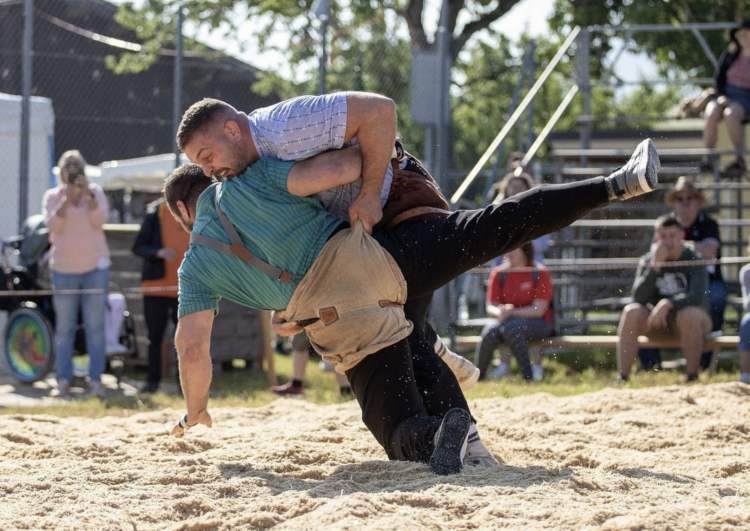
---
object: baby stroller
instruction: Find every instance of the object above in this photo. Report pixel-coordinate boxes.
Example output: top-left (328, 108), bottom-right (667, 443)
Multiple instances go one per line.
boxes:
top-left (1, 215), bottom-right (138, 385)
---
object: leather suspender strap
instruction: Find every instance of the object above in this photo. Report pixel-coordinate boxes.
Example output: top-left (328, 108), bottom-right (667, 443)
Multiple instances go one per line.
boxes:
top-left (188, 186), bottom-right (293, 283)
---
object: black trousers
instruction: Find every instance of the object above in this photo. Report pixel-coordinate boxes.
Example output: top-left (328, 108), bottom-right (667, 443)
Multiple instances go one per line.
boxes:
top-left (346, 177), bottom-right (610, 462)
top-left (143, 296), bottom-right (179, 385)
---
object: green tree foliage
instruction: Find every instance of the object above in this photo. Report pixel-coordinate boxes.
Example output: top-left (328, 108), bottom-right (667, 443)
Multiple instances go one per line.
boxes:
top-left (112, 1), bottom-right (525, 74)
top-left (549, 0), bottom-right (746, 79)
top-left (109, 0), bottom-right (525, 167)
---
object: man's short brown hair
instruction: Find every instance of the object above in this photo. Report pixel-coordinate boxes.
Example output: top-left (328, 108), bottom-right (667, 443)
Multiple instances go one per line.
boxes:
top-left (176, 98), bottom-right (237, 150)
top-left (654, 213), bottom-right (683, 232)
top-left (163, 164), bottom-right (216, 215)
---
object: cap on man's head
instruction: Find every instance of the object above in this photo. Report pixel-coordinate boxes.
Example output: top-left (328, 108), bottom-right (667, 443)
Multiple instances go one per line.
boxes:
top-left (664, 176), bottom-right (706, 206)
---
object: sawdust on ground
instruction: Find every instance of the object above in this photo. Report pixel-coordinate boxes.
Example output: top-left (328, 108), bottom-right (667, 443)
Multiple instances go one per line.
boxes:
top-left (1, 383), bottom-right (749, 531)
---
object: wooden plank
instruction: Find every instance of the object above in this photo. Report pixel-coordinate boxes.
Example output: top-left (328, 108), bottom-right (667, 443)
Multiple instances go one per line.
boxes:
top-left (452, 334), bottom-right (740, 351)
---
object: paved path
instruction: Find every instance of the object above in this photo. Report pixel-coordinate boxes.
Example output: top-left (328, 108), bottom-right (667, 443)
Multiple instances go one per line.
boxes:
top-left (0, 373), bottom-right (180, 407)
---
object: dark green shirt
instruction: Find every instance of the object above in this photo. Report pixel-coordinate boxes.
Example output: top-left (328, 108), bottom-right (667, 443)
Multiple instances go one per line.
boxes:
top-left (631, 244), bottom-right (708, 311)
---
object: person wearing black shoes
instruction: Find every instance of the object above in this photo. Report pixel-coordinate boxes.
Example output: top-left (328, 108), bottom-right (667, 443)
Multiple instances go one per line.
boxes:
top-left (132, 198), bottom-right (190, 394)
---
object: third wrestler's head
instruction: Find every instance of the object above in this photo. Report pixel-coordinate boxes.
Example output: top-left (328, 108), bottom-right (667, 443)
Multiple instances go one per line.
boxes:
top-left (163, 164), bottom-right (216, 231)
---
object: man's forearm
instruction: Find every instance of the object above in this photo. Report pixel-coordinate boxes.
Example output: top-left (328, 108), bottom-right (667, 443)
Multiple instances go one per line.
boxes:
top-left (174, 313), bottom-right (215, 423)
top-left (287, 145), bottom-right (363, 197)
top-left (345, 93), bottom-right (396, 201)
top-left (632, 264), bottom-right (658, 304)
top-left (178, 345), bottom-right (212, 421)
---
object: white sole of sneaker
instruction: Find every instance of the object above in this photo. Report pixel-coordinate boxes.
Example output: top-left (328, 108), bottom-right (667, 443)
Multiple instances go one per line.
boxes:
top-left (429, 408), bottom-right (471, 475)
top-left (636, 139), bottom-right (659, 192)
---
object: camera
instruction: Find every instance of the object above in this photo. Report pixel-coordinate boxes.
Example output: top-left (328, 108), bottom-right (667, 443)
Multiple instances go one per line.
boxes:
top-left (66, 167), bottom-right (83, 185)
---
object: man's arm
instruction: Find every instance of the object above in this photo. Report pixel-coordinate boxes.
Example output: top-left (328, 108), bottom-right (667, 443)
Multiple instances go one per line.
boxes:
top-left (344, 93), bottom-right (397, 232)
top-left (690, 239), bottom-right (719, 261)
top-left (171, 310), bottom-right (215, 437)
top-left (287, 145), bottom-right (363, 197)
top-left (631, 256), bottom-right (658, 305)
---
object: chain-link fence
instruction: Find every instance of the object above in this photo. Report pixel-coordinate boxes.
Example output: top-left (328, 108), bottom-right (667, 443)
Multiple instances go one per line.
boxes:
top-left (0, 0), bottom-right (291, 236)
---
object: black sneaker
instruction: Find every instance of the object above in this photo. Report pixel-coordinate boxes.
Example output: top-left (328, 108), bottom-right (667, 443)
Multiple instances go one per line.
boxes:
top-left (722, 159), bottom-right (746, 176)
top-left (612, 375), bottom-right (629, 387)
top-left (140, 382), bottom-right (160, 394)
top-left (429, 408), bottom-right (471, 475)
top-left (607, 139), bottom-right (660, 200)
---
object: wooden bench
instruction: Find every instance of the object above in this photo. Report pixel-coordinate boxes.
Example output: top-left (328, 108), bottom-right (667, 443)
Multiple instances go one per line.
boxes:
top-left (449, 321), bottom-right (739, 375)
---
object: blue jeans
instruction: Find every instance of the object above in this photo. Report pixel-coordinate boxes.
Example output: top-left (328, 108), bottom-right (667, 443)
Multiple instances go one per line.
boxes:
top-left (707, 278), bottom-right (727, 332)
top-left (52, 268), bottom-right (109, 383)
top-left (474, 317), bottom-right (553, 380)
top-left (739, 313), bottom-right (750, 351)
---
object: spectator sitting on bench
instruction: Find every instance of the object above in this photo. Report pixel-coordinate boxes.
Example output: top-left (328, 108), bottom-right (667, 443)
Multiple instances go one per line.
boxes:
top-left (738, 237), bottom-right (750, 385)
top-left (475, 242), bottom-right (554, 382)
top-left (702, 19), bottom-right (750, 176)
top-left (639, 176), bottom-right (726, 371)
top-left (617, 214), bottom-right (711, 384)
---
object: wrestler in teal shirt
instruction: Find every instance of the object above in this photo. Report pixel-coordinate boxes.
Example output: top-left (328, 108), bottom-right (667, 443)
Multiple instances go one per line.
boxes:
top-left (178, 157), bottom-right (343, 317)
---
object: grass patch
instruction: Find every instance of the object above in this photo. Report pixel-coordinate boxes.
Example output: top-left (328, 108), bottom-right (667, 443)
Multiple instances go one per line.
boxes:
top-left (0, 351), bottom-right (743, 418)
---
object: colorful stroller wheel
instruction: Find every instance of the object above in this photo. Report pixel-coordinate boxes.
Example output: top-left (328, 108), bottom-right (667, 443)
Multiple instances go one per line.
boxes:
top-left (4, 307), bottom-right (55, 383)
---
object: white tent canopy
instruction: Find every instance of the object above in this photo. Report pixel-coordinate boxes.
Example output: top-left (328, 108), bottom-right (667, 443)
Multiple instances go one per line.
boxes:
top-left (96, 152), bottom-right (188, 194)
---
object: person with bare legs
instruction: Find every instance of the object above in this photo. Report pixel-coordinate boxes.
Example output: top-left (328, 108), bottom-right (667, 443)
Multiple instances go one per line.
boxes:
top-left (270, 331), bottom-right (352, 396)
top-left (703, 19), bottom-right (750, 175)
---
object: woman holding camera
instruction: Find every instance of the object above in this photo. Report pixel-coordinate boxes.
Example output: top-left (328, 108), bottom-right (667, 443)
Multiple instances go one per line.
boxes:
top-left (42, 150), bottom-right (110, 398)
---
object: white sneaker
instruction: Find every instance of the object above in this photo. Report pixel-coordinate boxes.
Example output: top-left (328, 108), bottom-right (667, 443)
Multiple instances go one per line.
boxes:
top-left (463, 431), bottom-right (500, 468)
top-left (490, 363), bottom-right (509, 380)
top-left (430, 408), bottom-right (471, 475)
top-left (532, 364), bottom-right (544, 382)
top-left (607, 138), bottom-right (660, 200)
top-left (106, 343), bottom-right (129, 355)
top-left (435, 339), bottom-right (480, 390)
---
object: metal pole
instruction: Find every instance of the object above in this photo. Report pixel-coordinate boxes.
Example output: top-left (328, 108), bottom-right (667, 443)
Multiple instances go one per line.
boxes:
top-left (172, 4), bottom-right (184, 168)
top-left (526, 40), bottom-right (535, 152)
top-left (575, 28), bottom-right (591, 164)
top-left (435, 0), bottom-right (450, 192)
top-left (433, 0), bottom-right (451, 331)
top-left (318, 17), bottom-right (329, 95)
top-left (19, 0), bottom-right (34, 230)
top-left (451, 26), bottom-right (581, 204)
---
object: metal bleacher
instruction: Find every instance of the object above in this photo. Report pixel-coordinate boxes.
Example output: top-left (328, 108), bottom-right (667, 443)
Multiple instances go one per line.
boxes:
top-left (447, 22), bottom-right (749, 362)
top-left (535, 143), bottom-right (749, 337)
